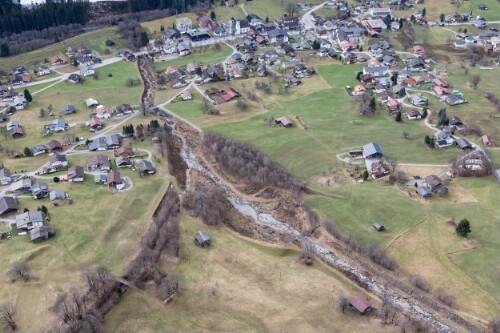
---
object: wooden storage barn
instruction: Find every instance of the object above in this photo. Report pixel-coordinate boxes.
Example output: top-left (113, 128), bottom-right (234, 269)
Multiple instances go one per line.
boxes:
top-left (373, 221), bottom-right (385, 232)
top-left (349, 296), bottom-right (372, 315)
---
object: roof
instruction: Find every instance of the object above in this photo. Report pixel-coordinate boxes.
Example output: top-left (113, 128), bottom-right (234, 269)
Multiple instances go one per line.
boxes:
top-left (137, 159), bottom-right (156, 173)
top-left (49, 190), bottom-right (66, 201)
top-left (0, 196), bottom-right (17, 215)
top-left (424, 175), bottom-right (441, 187)
top-left (61, 104), bottom-right (75, 114)
top-left (417, 186), bottom-right (432, 197)
top-left (195, 231), bottom-right (210, 243)
top-left (68, 165), bottom-right (84, 178)
top-left (16, 211), bottom-right (44, 228)
top-left (87, 155), bottom-right (109, 168)
top-left (275, 117), bottom-right (292, 127)
top-left (0, 168), bottom-right (11, 178)
top-left (47, 140), bottom-right (62, 151)
top-left (350, 296), bottom-right (371, 313)
top-left (456, 138), bottom-right (472, 149)
top-left (106, 171), bottom-right (122, 185)
top-left (363, 143), bottom-right (383, 158)
top-left (30, 226), bottom-right (55, 242)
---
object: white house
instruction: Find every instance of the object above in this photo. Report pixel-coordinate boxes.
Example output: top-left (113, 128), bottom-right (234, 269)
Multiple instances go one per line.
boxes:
top-left (80, 65), bottom-right (95, 77)
top-left (176, 17), bottom-right (192, 33)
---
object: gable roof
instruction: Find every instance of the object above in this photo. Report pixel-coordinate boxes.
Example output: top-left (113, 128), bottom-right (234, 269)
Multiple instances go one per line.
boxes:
top-left (363, 142), bottom-right (383, 158)
top-left (350, 296), bottom-right (371, 313)
top-left (0, 196), bottom-right (17, 215)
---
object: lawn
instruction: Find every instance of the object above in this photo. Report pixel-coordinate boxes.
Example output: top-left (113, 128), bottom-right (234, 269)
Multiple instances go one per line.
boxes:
top-left (105, 213), bottom-right (397, 333)
top-left (0, 158), bottom-right (170, 332)
top-left (142, 13), bottom-right (198, 38)
top-left (0, 28), bottom-right (128, 71)
top-left (392, 0), bottom-right (500, 21)
top-left (243, 0), bottom-right (324, 21)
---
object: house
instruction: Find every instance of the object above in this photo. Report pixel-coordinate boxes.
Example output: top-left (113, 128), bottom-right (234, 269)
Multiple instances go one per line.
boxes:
top-left (15, 211), bottom-right (44, 233)
top-left (51, 56), bottom-right (67, 66)
top-left (10, 178), bottom-right (32, 194)
top-left (373, 221), bottom-right (385, 231)
top-left (47, 140), bottom-right (63, 153)
top-left (424, 175), bottom-right (442, 191)
top-left (9, 125), bottom-right (24, 138)
top-left (171, 79), bottom-right (188, 88)
top-left (115, 146), bottom-right (134, 158)
top-left (392, 84), bottom-right (405, 96)
top-left (31, 144), bottom-right (48, 156)
top-left (405, 109), bottom-right (422, 120)
top-left (435, 131), bottom-right (455, 148)
top-left (364, 19), bottom-right (387, 33)
top-left (106, 171), bottom-right (122, 187)
top-left (416, 186), bottom-right (433, 198)
top-left (37, 65), bottom-right (51, 76)
top-left (445, 94), bottom-right (466, 106)
top-left (181, 90), bottom-right (192, 100)
top-left (411, 94), bottom-right (428, 106)
top-left (194, 231), bottom-right (211, 247)
top-left (95, 105), bottom-right (113, 119)
top-left (116, 156), bottom-right (133, 168)
top-left (481, 135), bottom-right (491, 146)
top-left (48, 154), bottom-right (68, 172)
top-left (49, 190), bottom-right (67, 201)
top-left (176, 17), bottom-right (192, 33)
top-left (219, 87), bottom-right (240, 103)
top-left (47, 118), bottom-right (69, 132)
top-left (89, 117), bottom-right (103, 131)
top-left (116, 104), bottom-right (133, 115)
top-left (387, 99), bottom-right (401, 113)
top-left (449, 116), bottom-right (463, 128)
top-left (31, 182), bottom-right (49, 199)
top-left (61, 104), bottom-right (76, 115)
top-left (10, 95), bottom-right (27, 110)
top-left (352, 84), bottom-right (366, 96)
top-left (267, 29), bottom-right (289, 43)
top-left (67, 74), bottom-right (82, 84)
top-left (87, 155), bottom-right (110, 171)
top-left (67, 166), bottom-right (84, 182)
top-left (0, 196), bottom-right (17, 215)
top-left (136, 159), bottom-right (156, 175)
top-left (88, 134), bottom-right (121, 151)
top-left (275, 117), bottom-right (293, 127)
top-left (371, 160), bottom-right (389, 178)
top-left (363, 143), bottom-right (383, 159)
top-left (30, 226), bottom-right (55, 243)
top-left (85, 98), bottom-right (99, 108)
top-left (349, 296), bottom-right (372, 315)
top-left (0, 168), bottom-right (12, 185)
top-left (369, 7), bottom-right (391, 18)
top-left (80, 65), bottom-right (95, 77)
top-left (456, 138), bottom-right (473, 151)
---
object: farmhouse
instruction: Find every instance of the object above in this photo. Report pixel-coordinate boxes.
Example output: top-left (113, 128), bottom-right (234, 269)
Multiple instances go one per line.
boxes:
top-left (115, 146), bottom-right (134, 157)
top-left (10, 178), bottom-right (32, 194)
top-left (0, 196), bottom-right (17, 215)
top-left (435, 131), bottom-right (455, 148)
top-left (95, 105), bottom-right (113, 119)
top-left (67, 165), bottom-right (84, 182)
top-left (15, 211), bottom-right (44, 233)
top-left (49, 190), bottom-right (67, 201)
top-left (89, 117), bottom-right (103, 131)
top-left (31, 182), bottom-right (49, 199)
top-left (31, 144), bottom-right (48, 156)
top-left (136, 159), bottom-right (156, 175)
top-left (47, 118), bottom-right (69, 132)
top-left (349, 296), bottom-right (372, 315)
top-left (363, 143), bottom-right (383, 159)
top-left (47, 153), bottom-right (68, 172)
top-left (87, 155), bottom-right (110, 171)
top-left (405, 109), bottom-right (422, 120)
top-left (176, 17), bottom-right (192, 33)
top-left (51, 56), bottom-right (67, 65)
top-left (445, 94), bottom-right (466, 106)
top-left (30, 226), bottom-right (55, 243)
top-left (47, 140), bottom-right (63, 153)
top-left (116, 156), bottom-right (133, 168)
top-left (106, 171), bottom-right (122, 187)
top-left (88, 134), bottom-right (121, 151)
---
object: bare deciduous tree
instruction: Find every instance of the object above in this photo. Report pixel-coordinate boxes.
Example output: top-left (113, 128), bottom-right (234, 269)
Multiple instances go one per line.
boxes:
top-left (410, 275), bottom-right (432, 292)
top-left (469, 74), bottom-right (481, 89)
top-left (338, 292), bottom-right (348, 314)
top-left (299, 240), bottom-right (315, 266)
top-left (1, 302), bottom-right (17, 332)
top-left (7, 262), bottom-right (31, 282)
top-left (157, 272), bottom-right (181, 300)
top-left (488, 317), bottom-right (500, 333)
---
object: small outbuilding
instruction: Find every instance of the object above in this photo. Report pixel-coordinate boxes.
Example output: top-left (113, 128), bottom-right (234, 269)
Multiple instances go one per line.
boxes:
top-left (373, 221), bottom-right (385, 232)
top-left (194, 231), bottom-right (211, 247)
top-left (275, 116), bottom-right (292, 127)
top-left (349, 296), bottom-right (372, 315)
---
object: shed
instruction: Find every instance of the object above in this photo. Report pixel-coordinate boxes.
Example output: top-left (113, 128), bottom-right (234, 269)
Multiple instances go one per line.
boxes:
top-left (373, 221), bottom-right (385, 231)
top-left (194, 231), bottom-right (211, 247)
top-left (275, 117), bottom-right (292, 127)
top-left (349, 296), bottom-right (372, 315)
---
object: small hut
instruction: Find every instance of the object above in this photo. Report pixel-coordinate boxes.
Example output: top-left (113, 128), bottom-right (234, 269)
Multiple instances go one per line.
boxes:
top-left (194, 231), bottom-right (211, 247)
top-left (373, 221), bottom-right (385, 232)
top-left (349, 296), bottom-right (372, 315)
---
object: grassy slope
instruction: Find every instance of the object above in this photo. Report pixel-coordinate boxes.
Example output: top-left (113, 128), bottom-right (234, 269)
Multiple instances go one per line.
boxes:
top-left (392, 0), bottom-right (500, 21)
top-left (105, 214), bottom-right (397, 333)
top-left (0, 28), bottom-right (127, 71)
top-left (0, 163), bottom-right (170, 332)
top-left (153, 44), bottom-right (232, 72)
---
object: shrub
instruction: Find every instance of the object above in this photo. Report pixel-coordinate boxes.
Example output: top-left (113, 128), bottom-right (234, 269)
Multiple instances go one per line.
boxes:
top-left (410, 274), bottom-right (432, 292)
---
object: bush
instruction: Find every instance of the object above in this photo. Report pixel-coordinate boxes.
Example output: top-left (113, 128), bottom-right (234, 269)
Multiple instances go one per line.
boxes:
top-left (7, 262), bottom-right (31, 282)
top-left (436, 288), bottom-right (455, 307)
top-left (456, 219), bottom-right (471, 237)
top-left (53, 176), bottom-right (60, 182)
top-left (410, 274), bottom-right (432, 292)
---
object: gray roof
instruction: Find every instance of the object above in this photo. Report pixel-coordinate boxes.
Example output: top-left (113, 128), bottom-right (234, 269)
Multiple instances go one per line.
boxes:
top-left (0, 168), bottom-right (11, 178)
top-left (0, 196), bottom-right (17, 215)
top-left (16, 211), bottom-right (44, 228)
top-left (424, 175), bottom-right (441, 187)
top-left (195, 231), bottom-right (210, 244)
top-left (417, 186), bottom-right (432, 197)
top-left (61, 104), bottom-right (75, 114)
top-left (68, 165), bottom-right (84, 178)
top-left (30, 226), bottom-right (55, 242)
top-left (456, 138), bottom-right (472, 149)
top-left (363, 142), bottom-right (383, 158)
top-left (49, 190), bottom-right (66, 201)
top-left (31, 182), bottom-right (48, 193)
top-left (137, 159), bottom-right (156, 173)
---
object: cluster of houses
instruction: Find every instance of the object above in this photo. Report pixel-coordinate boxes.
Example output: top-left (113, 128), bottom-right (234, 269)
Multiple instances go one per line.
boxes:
top-left (453, 27), bottom-right (500, 53)
top-left (404, 174), bottom-right (448, 198)
top-left (347, 143), bottom-right (389, 179)
top-left (0, 85), bottom-right (28, 114)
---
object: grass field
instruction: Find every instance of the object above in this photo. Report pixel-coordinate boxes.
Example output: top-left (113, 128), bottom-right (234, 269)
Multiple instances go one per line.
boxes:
top-left (142, 13), bottom-right (198, 38)
top-left (242, 0), bottom-right (324, 21)
top-left (392, 0), bottom-right (500, 21)
top-left (0, 157), bottom-right (170, 332)
top-left (0, 28), bottom-right (127, 71)
top-left (105, 213), bottom-right (397, 333)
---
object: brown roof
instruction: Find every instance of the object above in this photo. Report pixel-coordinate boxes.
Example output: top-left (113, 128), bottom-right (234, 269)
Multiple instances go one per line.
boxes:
top-left (350, 296), bottom-right (371, 313)
top-left (424, 175), bottom-right (441, 188)
top-left (106, 171), bottom-right (122, 185)
top-left (89, 116), bottom-right (102, 127)
top-left (115, 146), bottom-right (133, 157)
top-left (87, 155), bottom-right (109, 168)
top-left (47, 140), bottom-right (62, 151)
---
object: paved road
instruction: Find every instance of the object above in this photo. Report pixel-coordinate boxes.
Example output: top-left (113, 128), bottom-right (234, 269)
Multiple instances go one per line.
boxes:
top-left (300, 2), bottom-right (327, 30)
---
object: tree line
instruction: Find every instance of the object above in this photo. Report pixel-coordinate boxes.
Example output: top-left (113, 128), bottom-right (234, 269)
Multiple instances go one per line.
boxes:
top-left (203, 132), bottom-right (301, 193)
top-left (0, 0), bottom-right (90, 36)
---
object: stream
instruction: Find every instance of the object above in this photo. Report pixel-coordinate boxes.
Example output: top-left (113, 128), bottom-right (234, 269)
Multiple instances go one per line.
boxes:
top-left (172, 126), bottom-right (473, 333)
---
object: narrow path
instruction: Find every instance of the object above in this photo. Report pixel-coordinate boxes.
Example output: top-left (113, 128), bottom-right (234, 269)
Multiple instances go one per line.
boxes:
top-left (239, 3), bottom-right (248, 16)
